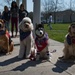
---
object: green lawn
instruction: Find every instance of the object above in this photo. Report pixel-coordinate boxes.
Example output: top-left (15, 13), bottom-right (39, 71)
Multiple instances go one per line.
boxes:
top-left (44, 23), bottom-right (70, 43)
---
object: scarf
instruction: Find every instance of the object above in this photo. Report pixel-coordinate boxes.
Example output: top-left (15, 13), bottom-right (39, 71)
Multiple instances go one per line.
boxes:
top-left (35, 33), bottom-right (48, 52)
top-left (20, 29), bottom-right (31, 41)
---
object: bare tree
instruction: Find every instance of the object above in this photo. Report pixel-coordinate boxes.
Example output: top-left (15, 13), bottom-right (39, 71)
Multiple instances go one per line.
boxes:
top-left (4, 0), bottom-right (12, 9)
top-left (0, 2), bottom-right (5, 12)
top-left (64, 0), bottom-right (75, 23)
top-left (52, 0), bottom-right (64, 23)
top-left (69, 0), bottom-right (75, 22)
top-left (42, 0), bottom-right (55, 22)
top-left (42, 0), bottom-right (64, 23)
top-left (69, 0), bottom-right (72, 22)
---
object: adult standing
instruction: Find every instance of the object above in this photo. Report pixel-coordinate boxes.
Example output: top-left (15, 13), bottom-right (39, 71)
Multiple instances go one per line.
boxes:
top-left (48, 13), bottom-right (53, 30)
top-left (19, 4), bottom-right (28, 23)
top-left (2, 6), bottom-right (10, 32)
top-left (10, 1), bottom-right (19, 37)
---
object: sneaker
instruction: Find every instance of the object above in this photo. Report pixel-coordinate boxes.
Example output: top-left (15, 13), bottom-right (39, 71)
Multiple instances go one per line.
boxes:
top-left (14, 35), bottom-right (17, 38)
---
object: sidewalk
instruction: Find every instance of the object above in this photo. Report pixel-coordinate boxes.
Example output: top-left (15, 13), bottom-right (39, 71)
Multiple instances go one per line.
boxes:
top-left (0, 37), bottom-right (75, 75)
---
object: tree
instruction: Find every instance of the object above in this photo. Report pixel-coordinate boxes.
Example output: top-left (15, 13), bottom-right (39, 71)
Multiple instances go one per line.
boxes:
top-left (42, 0), bottom-right (64, 23)
top-left (69, 0), bottom-right (75, 23)
top-left (4, 0), bottom-right (13, 9)
top-left (63, 0), bottom-right (75, 23)
top-left (42, 0), bottom-right (55, 22)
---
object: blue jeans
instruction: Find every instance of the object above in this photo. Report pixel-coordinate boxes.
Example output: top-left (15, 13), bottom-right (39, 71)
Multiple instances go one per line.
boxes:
top-left (5, 21), bottom-right (10, 32)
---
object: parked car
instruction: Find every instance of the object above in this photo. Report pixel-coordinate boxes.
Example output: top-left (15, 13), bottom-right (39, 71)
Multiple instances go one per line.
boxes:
top-left (41, 20), bottom-right (46, 24)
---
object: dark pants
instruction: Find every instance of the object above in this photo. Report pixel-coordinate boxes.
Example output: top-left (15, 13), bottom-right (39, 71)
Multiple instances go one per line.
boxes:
top-left (11, 17), bottom-right (18, 36)
top-left (48, 22), bottom-right (52, 30)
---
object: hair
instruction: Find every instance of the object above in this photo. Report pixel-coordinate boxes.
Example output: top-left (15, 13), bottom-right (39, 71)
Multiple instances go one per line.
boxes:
top-left (4, 6), bottom-right (8, 11)
top-left (11, 1), bottom-right (18, 9)
top-left (20, 4), bottom-right (24, 9)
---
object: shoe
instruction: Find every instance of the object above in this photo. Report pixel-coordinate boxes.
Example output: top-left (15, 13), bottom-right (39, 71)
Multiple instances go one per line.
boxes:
top-left (14, 35), bottom-right (17, 38)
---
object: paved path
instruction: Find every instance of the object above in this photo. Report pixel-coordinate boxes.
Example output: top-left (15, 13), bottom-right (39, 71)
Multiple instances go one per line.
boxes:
top-left (0, 37), bottom-right (75, 75)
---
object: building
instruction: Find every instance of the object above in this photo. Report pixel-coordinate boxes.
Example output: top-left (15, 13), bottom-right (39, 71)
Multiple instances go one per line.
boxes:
top-left (51, 9), bottom-right (75, 23)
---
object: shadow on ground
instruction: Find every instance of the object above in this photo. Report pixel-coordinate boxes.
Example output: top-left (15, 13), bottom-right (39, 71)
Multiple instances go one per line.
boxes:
top-left (0, 56), bottom-right (21, 66)
top-left (12, 60), bottom-right (41, 71)
top-left (0, 55), bottom-right (41, 71)
top-left (52, 59), bottom-right (75, 73)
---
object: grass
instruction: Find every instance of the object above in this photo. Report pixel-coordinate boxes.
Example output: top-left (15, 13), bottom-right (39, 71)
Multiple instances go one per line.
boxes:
top-left (44, 23), bottom-right (70, 43)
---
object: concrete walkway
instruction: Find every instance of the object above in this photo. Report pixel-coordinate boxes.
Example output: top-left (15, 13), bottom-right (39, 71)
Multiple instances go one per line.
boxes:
top-left (0, 37), bottom-right (75, 75)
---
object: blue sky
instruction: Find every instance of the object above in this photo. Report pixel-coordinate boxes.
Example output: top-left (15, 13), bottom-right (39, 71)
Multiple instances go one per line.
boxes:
top-left (0, 0), bottom-right (33, 12)
top-left (0, 0), bottom-right (71, 13)
top-left (27, 0), bottom-right (33, 12)
top-left (19, 0), bottom-right (34, 12)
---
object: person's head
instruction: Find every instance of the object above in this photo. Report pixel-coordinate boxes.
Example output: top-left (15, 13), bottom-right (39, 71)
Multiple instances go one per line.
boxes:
top-left (11, 1), bottom-right (17, 8)
top-left (4, 6), bottom-right (8, 12)
top-left (50, 13), bottom-right (52, 16)
top-left (20, 4), bottom-right (24, 10)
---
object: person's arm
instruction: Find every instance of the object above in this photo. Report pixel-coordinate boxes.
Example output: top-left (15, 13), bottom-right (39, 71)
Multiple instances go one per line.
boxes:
top-left (25, 10), bottom-right (29, 16)
top-left (17, 7), bottom-right (19, 18)
top-left (8, 11), bottom-right (11, 21)
top-left (10, 8), bottom-right (12, 18)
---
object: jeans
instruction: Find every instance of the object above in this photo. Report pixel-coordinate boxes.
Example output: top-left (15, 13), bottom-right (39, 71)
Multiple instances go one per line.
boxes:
top-left (48, 22), bottom-right (52, 30)
top-left (5, 21), bottom-right (10, 32)
top-left (11, 17), bottom-right (18, 36)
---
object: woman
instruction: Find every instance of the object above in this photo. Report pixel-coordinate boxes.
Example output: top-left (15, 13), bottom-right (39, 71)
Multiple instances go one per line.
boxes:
top-left (10, 1), bottom-right (19, 37)
top-left (19, 4), bottom-right (28, 23)
top-left (2, 6), bottom-right (10, 32)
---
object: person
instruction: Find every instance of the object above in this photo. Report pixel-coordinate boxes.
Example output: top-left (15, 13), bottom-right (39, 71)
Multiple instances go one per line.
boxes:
top-left (10, 1), bottom-right (19, 37)
top-left (48, 13), bottom-right (52, 30)
top-left (2, 6), bottom-right (10, 32)
top-left (19, 4), bottom-right (28, 23)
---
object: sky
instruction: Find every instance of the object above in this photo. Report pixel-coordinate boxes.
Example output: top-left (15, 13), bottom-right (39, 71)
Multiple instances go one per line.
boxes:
top-left (27, 0), bottom-right (33, 12)
top-left (0, 0), bottom-right (33, 12)
top-left (0, 0), bottom-right (72, 13)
